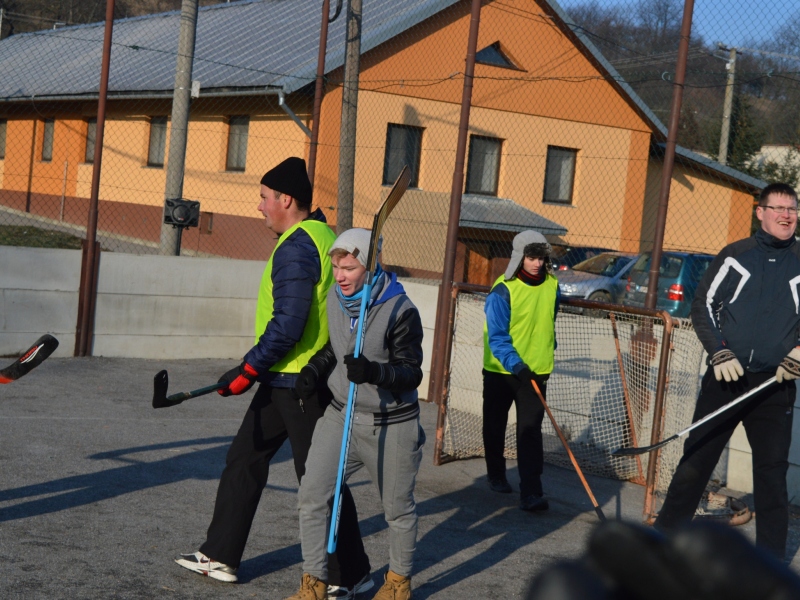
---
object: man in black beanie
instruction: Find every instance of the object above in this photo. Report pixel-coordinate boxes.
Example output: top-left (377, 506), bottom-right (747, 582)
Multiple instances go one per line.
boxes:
top-left (176, 157), bottom-right (373, 598)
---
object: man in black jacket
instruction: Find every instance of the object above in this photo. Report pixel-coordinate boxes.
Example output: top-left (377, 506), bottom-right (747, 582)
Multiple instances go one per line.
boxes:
top-left (175, 158), bottom-right (372, 597)
top-left (654, 182), bottom-right (800, 560)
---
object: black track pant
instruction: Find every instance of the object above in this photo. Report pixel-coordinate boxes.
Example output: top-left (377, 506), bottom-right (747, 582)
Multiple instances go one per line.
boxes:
top-left (200, 383), bottom-right (370, 586)
top-left (482, 370), bottom-right (548, 498)
top-left (655, 370), bottom-right (794, 559)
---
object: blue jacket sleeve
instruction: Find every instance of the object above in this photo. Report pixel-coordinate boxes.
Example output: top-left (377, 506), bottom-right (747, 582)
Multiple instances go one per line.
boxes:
top-left (244, 228), bottom-right (320, 373)
top-left (485, 283), bottom-right (525, 374)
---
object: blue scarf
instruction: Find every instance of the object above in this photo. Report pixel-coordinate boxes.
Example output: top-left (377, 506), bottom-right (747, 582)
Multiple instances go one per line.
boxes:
top-left (336, 266), bottom-right (386, 324)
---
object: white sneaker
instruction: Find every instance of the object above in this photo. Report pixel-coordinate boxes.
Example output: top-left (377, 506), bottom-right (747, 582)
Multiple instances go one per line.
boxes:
top-left (175, 551), bottom-right (238, 583)
top-left (327, 572), bottom-right (374, 599)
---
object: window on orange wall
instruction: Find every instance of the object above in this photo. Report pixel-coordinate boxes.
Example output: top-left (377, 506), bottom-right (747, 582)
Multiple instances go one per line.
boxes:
top-left (543, 146), bottom-right (578, 204)
top-left (0, 120), bottom-right (6, 159)
top-left (226, 116), bottom-right (250, 172)
top-left (382, 124), bottom-right (423, 187)
top-left (85, 118), bottom-right (97, 164)
top-left (147, 116), bottom-right (168, 167)
top-left (41, 119), bottom-right (55, 161)
top-left (465, 135), bottom-right (502, 196)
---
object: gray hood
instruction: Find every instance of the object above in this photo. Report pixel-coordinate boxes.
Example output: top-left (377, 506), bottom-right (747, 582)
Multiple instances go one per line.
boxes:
top-left (504, 230), bottom-right (552, 280)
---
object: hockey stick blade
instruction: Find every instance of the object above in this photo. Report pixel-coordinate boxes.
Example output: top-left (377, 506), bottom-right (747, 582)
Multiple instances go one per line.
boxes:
top-left (612, 376), bottom-right (778, 456)
top-left (152, 370), bottom-right (226, 409)
top-left (365, 166), bottom-right (411, 272)
top-left (328, 166), bottom-right (411, 554)
top-left (0, 334), bottom-right (59, 384)
top-left (612, 434), bottom-right (678, 457)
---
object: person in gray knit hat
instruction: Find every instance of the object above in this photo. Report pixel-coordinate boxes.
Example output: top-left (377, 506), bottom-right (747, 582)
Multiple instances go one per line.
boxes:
top-left (483, 229), bottom-right (560, 512)
top-left (287, 228), bottom-right (425, 600)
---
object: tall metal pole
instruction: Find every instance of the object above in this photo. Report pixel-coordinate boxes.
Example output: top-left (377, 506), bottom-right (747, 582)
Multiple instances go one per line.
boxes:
top-left (336, 0), bottom-right (362, 233)
top-left (308, 0), bottom-right (332, 187)
top-left (644, 0), bottom-right (694, 310)
top-left (159, 0), bottom-right (199, 255)
top-left (427, 0), bottom-right (482, 407)
top-left (76, 0), bottom-right (115, 356)
top-left (717, 46), bottom-right (737, 166)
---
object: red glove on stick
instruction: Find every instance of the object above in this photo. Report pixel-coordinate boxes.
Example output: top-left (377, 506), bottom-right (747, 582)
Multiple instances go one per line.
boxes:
top-left (217, 362), bottom-right (259, 397)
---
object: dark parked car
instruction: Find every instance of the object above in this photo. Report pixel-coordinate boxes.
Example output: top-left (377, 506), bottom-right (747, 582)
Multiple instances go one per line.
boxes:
top-left (557, 252), bottom-right (637, 304)
top-left (621, 251), bottom-right (714, 318)
top-left (550, 245), bottom-right (613, 271)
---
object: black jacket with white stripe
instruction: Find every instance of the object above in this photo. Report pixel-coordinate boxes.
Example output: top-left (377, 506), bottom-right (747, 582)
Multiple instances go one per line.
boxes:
top-left (692, 228), bottom-right (800, 373)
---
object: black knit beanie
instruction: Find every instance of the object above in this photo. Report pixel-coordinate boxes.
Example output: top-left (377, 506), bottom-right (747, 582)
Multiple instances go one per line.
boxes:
top-left (260, 157), bottom-right (312, 209)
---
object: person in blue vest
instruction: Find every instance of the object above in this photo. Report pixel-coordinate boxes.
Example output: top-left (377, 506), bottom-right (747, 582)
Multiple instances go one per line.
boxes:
top-left (483, 230), bottom-right (560, 512)
top-left (175, 158), bottom-right (372, 598)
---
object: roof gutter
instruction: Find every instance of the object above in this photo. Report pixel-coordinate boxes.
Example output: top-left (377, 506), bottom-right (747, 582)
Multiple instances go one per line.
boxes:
top-left (0, 86), bottom-right (282, 103)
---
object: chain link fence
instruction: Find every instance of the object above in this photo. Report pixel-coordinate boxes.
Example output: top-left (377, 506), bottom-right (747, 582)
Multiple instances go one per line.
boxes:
top-left (1, 0), bottom-right (798, 500)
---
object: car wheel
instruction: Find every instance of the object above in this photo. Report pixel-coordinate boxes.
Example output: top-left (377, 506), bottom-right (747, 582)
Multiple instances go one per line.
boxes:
top-left (586, 291), bottom-right (611, 318)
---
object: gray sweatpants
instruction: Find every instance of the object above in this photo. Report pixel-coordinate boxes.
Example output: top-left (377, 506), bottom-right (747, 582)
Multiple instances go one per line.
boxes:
top-left (298, 404), bottom-right (425, 580)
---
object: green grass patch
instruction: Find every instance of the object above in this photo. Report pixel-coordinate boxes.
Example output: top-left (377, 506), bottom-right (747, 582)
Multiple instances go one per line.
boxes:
top-left (0, 225), bottom-right (84, 249)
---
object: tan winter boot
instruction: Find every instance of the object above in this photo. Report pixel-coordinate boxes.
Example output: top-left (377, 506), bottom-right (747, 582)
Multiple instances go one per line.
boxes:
top-left (284, 573), bottom-right (327, 600)
top-left (372, 570), bottom-right (412, 600)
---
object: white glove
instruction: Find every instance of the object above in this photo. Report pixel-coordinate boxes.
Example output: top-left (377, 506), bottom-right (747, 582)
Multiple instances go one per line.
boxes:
top-left (710, 349), bottom-right (744, 382)
top-left (776, 347), bottom-right (800, 383)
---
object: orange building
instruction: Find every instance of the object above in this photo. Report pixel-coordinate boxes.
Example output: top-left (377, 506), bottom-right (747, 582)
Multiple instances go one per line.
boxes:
top-left (0, 0), bottom-right (763, 279)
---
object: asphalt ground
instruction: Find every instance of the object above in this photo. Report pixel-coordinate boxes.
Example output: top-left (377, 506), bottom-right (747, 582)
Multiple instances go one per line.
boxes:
top-left (2, 358), bottom-right (800, 599)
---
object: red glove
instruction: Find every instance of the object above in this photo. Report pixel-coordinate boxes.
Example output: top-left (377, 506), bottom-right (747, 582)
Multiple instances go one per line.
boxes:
top-left (217, 362), bottom-right (259, 397)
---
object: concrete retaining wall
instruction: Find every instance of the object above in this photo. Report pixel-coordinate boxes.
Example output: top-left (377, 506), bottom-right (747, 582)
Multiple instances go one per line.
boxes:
top-left (0, 246), bottom-right (439, 398)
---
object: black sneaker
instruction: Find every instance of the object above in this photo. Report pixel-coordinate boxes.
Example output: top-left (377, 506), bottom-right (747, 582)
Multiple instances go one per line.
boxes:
top-left (327, 572), bottom-right (374, 599)
top-left (488, 477), bottom-right (513, 494)
top-left (520, 494), bottom-right (549, 512)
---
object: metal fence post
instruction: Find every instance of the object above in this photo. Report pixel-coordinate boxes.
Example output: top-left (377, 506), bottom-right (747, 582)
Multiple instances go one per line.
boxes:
top-left (75, 0), bottom-right (115, 357)
top-left (427, 0), bottom-right (482, 410)
top-left (644, 0), bottom-right (695, 310)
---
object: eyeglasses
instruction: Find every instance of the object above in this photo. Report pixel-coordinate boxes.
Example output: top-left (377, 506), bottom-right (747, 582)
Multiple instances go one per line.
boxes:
top-left (761, 205), bottom-right (800, 216)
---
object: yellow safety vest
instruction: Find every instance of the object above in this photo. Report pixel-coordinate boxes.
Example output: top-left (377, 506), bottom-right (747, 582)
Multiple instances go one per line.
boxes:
top-left (483, 274), bottom-right (558, 375)
top-left (254, 220), bottom-right (336, 374)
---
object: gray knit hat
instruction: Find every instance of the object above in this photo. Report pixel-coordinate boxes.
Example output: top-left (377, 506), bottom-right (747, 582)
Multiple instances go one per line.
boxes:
top-left (330, 228), bottom-right (383, 269)
top-left (504, 230), bottom-right (552, 280)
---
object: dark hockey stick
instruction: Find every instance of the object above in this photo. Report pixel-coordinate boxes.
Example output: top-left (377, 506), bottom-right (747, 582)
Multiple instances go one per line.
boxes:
top-left (327, 165), bottom-right (411, 554)
top-left (612, 376), bottom-right (777, 456)
top-left (532, 379), bottom-right (606, 521)
top-left (0, 334), bottom-right (59, 384)
top-left (152, 370), bottom-right (226, 409)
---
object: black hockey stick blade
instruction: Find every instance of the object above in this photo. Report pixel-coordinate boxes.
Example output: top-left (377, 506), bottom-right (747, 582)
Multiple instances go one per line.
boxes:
top-left (612, 376), bottom-right (778, 456)
top-left (152, 370), bottom-right (227, 409)
top-left (612, 434), bottom-right (678, 457)
top-left (365, 165), bottom-right (411, 272)
top-left (0, 334), bottom-right (59, 384)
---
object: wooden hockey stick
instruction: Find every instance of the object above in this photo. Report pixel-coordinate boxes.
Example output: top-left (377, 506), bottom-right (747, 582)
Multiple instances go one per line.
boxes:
top-left (532, 379), bottom-right (606, 521)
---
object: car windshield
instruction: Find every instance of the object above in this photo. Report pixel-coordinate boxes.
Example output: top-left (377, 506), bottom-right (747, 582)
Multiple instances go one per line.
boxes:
top-left (632, 253), bottom-right (683, 278)
top-left (573, 254), bottom-right (631, 277)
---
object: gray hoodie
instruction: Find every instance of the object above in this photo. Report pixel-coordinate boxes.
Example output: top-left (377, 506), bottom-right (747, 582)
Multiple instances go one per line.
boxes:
top-left (310, 272), bottom-right (424, 426)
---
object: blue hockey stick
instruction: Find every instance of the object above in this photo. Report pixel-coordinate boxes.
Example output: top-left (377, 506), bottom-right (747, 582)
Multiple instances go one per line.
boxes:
top-left (327, 166), bottom-right (410, 554)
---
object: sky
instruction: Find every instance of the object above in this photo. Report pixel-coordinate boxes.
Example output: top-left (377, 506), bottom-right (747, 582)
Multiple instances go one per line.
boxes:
top-left (556, 0), bottom-right (797, 49)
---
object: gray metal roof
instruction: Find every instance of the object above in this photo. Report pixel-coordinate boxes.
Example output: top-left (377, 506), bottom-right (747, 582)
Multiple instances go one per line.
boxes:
top-left (460, 194), bottom-right (567, 235)
top-left (0, 0), bottom-right (761, 191)
top-left (0, 0), bottom-right (461, 100)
